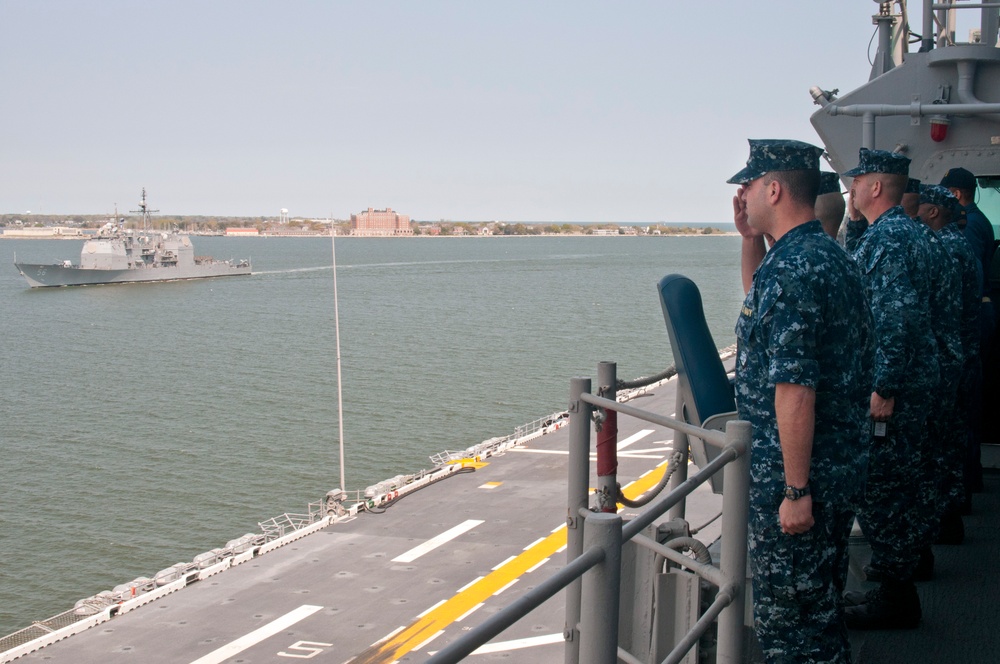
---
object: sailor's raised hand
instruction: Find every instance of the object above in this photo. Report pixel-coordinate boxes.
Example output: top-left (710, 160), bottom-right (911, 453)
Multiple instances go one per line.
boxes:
top-left (847, 189), bottom-right (865, 223)
top-left (733, 186), bottom-right (763, 239)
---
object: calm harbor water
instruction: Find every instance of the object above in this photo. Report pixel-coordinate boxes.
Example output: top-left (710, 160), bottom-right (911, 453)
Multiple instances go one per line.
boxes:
top-left (0, 234), bottom-right (744, 636)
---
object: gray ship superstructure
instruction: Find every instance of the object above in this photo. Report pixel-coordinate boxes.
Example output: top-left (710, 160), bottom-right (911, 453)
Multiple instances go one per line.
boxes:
top-left (14, 190), bottom-right (251, 288)
top-left (3, 2), bottom-right (1000, 663)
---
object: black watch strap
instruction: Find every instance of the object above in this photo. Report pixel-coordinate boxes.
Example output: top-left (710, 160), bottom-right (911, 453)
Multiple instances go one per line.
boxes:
top-left (784, 484), bottom-right (811, 501)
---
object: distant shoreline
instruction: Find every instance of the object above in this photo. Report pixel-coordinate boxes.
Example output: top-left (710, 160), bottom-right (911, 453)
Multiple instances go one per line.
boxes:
top-left (0, 216), bottom-right (734, 239)
top-left (1, 231), bottom-right (740, 240)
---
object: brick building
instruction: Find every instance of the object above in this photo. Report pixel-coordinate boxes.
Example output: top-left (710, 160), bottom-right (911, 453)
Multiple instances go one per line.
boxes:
top-left (350, 208), bottom-right (413, 236)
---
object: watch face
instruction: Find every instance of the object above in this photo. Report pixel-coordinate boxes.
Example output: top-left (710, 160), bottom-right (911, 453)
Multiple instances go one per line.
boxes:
top-left (784, 486), bottom-right (807, 500)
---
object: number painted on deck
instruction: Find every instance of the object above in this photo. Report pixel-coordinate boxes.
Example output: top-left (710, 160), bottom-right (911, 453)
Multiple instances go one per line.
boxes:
top-left (277, 640), bottom-right (334, 659)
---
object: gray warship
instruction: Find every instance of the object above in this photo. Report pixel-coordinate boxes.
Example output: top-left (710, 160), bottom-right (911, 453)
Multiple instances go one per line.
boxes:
top-left (2, 2), bottom-right (1000, 663)
top-left (14, 189), bottom-right (251, 288)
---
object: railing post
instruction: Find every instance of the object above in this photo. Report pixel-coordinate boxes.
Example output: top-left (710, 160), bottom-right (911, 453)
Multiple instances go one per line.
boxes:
top-left (579, 512), bottom-right (622, 664)
top-left (596, 362), bottom-right (618, 513)
top-left (667, 388), bottom-right (689, 521)
top-left (716, 420), bottom-right (751, 664)
top-left (565, 377), bottom-right (592, 664)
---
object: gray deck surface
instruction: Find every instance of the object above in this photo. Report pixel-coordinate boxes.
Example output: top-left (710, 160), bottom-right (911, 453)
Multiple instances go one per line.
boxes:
top-left (19, 375), bottom-right (723, 664)
top-left (847, 470), bottom-right (1000, 664)
top-left (14, 369), bottom-right (999, 664)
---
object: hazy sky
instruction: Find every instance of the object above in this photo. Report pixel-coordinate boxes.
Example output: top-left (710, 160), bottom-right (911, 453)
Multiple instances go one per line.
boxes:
top-left (1, 2), bottom-right (909, 221)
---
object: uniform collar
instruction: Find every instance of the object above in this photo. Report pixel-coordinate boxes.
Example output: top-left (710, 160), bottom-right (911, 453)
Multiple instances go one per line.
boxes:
top-left (770, 219), bottom-right (822, 250)
top-left (872, 205), bottom-right (906, 225)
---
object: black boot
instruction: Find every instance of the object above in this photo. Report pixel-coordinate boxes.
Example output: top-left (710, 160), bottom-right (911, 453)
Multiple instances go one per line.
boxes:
top-left (960, 493), bottom-right (973, 516)
top-left (862, 563), bottom-right (885, 582)
top-left (844, 579), bottom-right (921, 630)
top-left (913, 546), bottom-right (934, 582)
top-left (936, 510), bottom-right (965, 545)
top-left (843, 587), bottom-right (880, 607)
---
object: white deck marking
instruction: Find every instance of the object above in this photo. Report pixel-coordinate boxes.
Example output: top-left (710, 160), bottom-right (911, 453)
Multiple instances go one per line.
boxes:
top-left (391, 519), bottom-right (484, 563)
top-left (509, 448), bottom-right (569, 455)
top-left (510, 430), bottom-right (656, 455)
top-left (617, 429), bottom-right (654, 450)
top-left (526, 558), bottom-right (550, 573)
top-left (412, 629), bottom-right (445, 652)
top-left (188, 604), bottom-right (323, 664)
top-left (522, 537), bottom-right (546, 550)
top-left (457, 576), bottom-right (485, 593)
top-left (416, 600), bottom-right (446, 618)
top-left (492, 578), bottom-right (519, 596)
top-left (491, 555), bottom-right (517, 570)
top-left (456, 602), bottom-right (485, 622)
top-left (373, 625), bottom-right (405, 645)
top-left (470, 632), bottom-right (564, 654)
top-left (509, 449), bottom-right (639, 457)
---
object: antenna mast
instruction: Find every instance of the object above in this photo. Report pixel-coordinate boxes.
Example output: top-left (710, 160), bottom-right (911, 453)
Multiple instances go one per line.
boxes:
top-left (331, 217), bottom-right (347, 492)
top-left (129, 188), bottom-right (159, 233)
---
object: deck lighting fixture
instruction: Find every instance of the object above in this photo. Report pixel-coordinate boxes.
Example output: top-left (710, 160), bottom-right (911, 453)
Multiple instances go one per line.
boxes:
top-left (930, 115), bottom-right (950, 142)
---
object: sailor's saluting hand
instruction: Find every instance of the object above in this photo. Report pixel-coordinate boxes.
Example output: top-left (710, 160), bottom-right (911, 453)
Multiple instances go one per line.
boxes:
top-left (734, 187), bottom-right (774, 245)
top-left (733, 186), bottom-right (759, 238)
top-left (847, 189), bottom-right (865, 223)
top-left (734, 185), bottom-right (775, 293)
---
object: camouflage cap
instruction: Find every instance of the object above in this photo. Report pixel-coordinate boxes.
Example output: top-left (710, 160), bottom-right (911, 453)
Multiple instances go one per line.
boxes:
top-left (905, 177), bottom-right (922, 194)
top-left (919, 184), bottom-right (959, 214)
top-left (727, 139), bottom-right (823, 185)
top-left (818, 171), bottom-right (842, 195)
top-left (842, 148), bottom-right (910, 177)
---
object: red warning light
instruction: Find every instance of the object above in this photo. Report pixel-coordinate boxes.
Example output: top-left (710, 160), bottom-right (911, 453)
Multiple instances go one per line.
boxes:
top-left (930, 115), bottom-right (950, 143)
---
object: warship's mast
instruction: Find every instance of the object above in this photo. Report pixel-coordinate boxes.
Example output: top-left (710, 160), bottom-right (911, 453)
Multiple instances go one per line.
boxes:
top-left (129, 188), bottom-right (159, 233)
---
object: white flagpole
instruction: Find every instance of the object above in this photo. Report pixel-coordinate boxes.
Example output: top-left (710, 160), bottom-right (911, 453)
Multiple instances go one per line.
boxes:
top-left (331, 217), bottom-right (346, 492)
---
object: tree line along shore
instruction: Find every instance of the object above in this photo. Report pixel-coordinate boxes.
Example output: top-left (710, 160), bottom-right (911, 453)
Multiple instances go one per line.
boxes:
top-left (1, 215), bottom-right (727, 237)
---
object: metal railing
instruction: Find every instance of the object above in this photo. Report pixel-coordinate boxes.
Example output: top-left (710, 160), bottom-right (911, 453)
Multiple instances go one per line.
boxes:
top-left (0, 405), bottom-right (579, 661)
top-left (0, 500), bottom-right (336, 660)
top-left (429, 410), bottom-right (569, 468)
top-left (258, 503), bottom-right (326, 540)
top-left (428, 370), bottom-right (751, 664)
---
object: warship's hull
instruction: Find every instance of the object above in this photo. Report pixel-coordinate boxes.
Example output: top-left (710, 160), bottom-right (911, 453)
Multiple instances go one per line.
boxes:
top-left (15, 262), bottom-right (252, 288)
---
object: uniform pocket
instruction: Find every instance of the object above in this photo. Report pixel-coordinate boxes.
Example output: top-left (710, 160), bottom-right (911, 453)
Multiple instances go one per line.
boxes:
top-left (751, 517), bottom-right (827, 606)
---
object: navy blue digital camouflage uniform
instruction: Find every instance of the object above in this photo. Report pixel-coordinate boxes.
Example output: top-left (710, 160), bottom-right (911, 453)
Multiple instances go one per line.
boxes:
top-left (735, 213), bottom-right (873, 663)
top-left (961, 200), bottom-right (994, 487)
top-left (938, 221), bottom-right (983, 373)
top-left (929, 184), bottom-right (983, 509)
top-left (961, 201), bottom-right (996, 299)
top-left (906, 212), bottom-right (963, 549)
top-left (846, 201), bottom-right (939, 582)
top-left (943, 168), bottom-right (995, 483)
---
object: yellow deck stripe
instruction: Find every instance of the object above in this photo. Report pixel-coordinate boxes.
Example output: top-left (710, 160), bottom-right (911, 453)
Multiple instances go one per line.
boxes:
top-left (347, 459), bottom-right (671, 663)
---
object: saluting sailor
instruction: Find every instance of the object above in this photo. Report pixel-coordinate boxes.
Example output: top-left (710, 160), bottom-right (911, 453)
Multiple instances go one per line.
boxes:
top-left (731, 139), bottom-right (873, 663)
